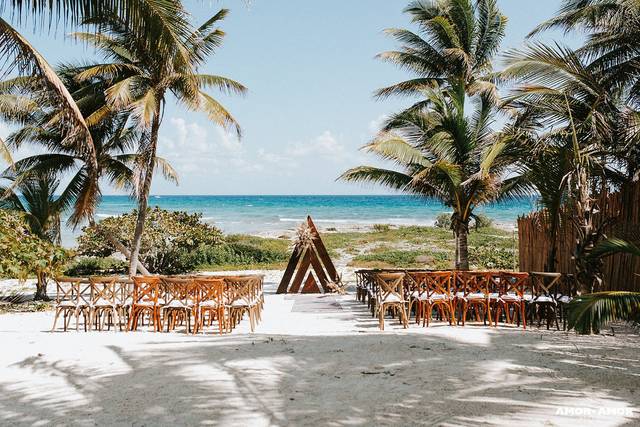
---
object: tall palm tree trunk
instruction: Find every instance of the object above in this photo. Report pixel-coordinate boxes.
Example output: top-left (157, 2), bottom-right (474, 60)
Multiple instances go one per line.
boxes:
top-left (455, 221), bottom-right (470, 270)
top-left (128, 107), bottom-right (161, 277)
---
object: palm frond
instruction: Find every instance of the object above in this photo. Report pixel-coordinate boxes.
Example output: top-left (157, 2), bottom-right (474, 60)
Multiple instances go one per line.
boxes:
top-left (568, 291), bottom-right (640, 334)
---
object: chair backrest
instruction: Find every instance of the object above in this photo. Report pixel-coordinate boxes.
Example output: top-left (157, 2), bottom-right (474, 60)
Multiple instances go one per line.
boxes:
top-left (406, 272), bottom-right (428, 299)
top-left (161, 277), bottom-right (194, 306)
top-left (499, 272), bottom-right (529, 297)
top-left (54, 277), bottom-right (89, 305)
top-left (425, 271), bottom-right (453, 298)
top-left (374, 272), bottom-right (405, 303)
top-left (224, 276), bottom-right (261, 304)
top-left (529, 272), bottom-right (562, 297)
top-left (89, 276), bottom-right (119, 305)
top-left (457, 271), bottom-right (491, 297)
top-left (194, 277), bottom-right (226, 305)
top-left (132, 276), bottom-right (161, 305)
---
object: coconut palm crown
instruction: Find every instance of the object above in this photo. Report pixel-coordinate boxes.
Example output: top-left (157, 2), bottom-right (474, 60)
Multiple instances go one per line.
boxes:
top-left (341, 87), bottom-right (518, 270)
top-left (375, 0), bottom-right (507, 110)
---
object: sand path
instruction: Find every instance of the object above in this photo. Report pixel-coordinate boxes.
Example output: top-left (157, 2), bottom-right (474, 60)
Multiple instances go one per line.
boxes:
top-left (1, 281), bottom-right (639, 426)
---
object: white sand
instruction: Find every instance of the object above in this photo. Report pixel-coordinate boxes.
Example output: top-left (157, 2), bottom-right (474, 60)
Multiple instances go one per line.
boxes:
top-left (1, 277), bottom-right (639, 426)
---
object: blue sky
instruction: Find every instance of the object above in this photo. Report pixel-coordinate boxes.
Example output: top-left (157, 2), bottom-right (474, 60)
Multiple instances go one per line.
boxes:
top-left (1, 0), bottom-right (580, 195)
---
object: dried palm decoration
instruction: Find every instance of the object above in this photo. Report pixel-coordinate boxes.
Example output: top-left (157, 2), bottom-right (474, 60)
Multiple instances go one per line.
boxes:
top-left (293, 222), bottom-right (314, 252)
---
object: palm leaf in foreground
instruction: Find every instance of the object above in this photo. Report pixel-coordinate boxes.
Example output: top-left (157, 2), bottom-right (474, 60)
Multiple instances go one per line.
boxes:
top-left (568, 291), bottom-right (640, 334)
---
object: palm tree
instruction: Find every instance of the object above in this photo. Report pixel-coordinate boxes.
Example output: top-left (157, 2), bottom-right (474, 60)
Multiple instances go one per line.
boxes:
top-left (0, 0), bottom-right (210, 221)
top-left (341, 87), bottom-right (517, 270)
top-left (72, 7), bottom-right (246, 275)
top-left (375, 0), bottom-right (507, 110)
top-left (567, 238), bottom-right (640, 334)
top-left (0, 63), bottom-right (178, 273)
top-left (530, 0), bottom-right (640, 106)
top-left (501, 43), bottom-right (626, 291)
top-left (0, 172), bottom-right (62, 245)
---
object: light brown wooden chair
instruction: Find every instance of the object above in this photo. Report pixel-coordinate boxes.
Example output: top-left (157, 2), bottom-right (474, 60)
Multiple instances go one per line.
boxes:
top-left (494, 272), bottom-right (528, 328)
top-left (194, 277), bottom-right (226, 335)
top-left (51, 277), bottom-right (90, 332)
top-left (129, 276), bottom-right (162, 332)
top-left (418, 271), bottom-right (455, 327)
top-left (458, 271), bottom-right (493, 327)
top-left (89, 277), bottom-right (121, 331)
top-left (224, 276), bottom-right (261, 333)
top-left (160, 277), bottom-right (196, 333)
top-left (374, 272), bottom-right (408, 331)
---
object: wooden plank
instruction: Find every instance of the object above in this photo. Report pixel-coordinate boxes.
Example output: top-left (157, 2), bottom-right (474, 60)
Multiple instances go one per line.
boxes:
top-left (290, 249), bottom-right (312, 294)
top-left (277, 247), bottom-right (302, 294)
top-left (307, 216), bottom-right (339, 282)
top-left (301, 273), bottom-right (321, 293)
top-left (309, 247), bottom-right (330, 292)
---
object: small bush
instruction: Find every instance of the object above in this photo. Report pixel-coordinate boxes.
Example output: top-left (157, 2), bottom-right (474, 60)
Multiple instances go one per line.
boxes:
top-left (187, 241), bottom-right (289, 268)
top-left (77, 207), bottom-right (224, 274)
top-left (469, 246), bottom-right (516, 270)
top-left (434, 213), bottom-right (452, 229)
top-left (65, 257), bottom-right (128, 276)
top-left (471, 214), bottom-right (494, 229)
top-left (373, 224), bottom-right (390, 232)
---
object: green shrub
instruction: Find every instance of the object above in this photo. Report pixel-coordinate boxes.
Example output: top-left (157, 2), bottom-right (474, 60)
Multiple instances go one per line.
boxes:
top-left (64, 257), bottom-right (128, 276)
top-left (0, 209), bottom-right (71, 299)
top-left (472, 214), bottom-right (494, 229)
top-left (77, 207), bottom-right (224, 274)
top-left (469, 246), bottom-right (516, 270)
top-left (373, 224), bottom-right (391, 232)
top-left (188, 241), bottom-right (289, 268)
top-left (435, 213), bottom-right (452, 229)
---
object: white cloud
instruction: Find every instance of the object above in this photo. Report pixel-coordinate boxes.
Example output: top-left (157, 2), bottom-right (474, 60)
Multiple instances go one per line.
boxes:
top-left (368, 114), bottom-right (388, 135)
top-left (286, 131), bottom-right (350, 162)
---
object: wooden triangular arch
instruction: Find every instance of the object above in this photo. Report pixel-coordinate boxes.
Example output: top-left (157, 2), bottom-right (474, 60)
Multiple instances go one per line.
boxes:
top-left (277, 216), bottom-right (340, 294)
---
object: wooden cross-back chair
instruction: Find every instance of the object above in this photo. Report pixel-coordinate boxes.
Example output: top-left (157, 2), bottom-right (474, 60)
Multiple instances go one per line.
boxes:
top-left (51, 277), bottom-right (91, 332)
top-left (494, 272), bottom-right (528, 328)
top-left (374, 272), bottom-right (408, 331)
top-left (224, 276), bottom-right (261, 333)
top-left (420, 271), bottom-right (455, 327)
top-left (194, 277), bottom-right (227, 335)
top-left (160, 277), bottom-right (196, 333)
top-left (529, 272), bottom-right (563, 330)
top-left (457, 271), bottom-right (493, 327)
top-left (89, 276), bottom-right (121, 331)
top-left (129, 276), bottom-right (162, 332)
top-left (406, 272), bottom-right (428, 323)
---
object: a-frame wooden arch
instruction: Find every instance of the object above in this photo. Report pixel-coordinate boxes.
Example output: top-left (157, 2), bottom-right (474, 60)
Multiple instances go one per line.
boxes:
top-left (276, 216), bottom-right (340, 294)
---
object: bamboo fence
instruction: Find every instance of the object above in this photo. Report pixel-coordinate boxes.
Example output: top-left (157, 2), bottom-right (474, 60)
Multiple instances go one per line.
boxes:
top-left (517, 182), bottom-right (640, 292)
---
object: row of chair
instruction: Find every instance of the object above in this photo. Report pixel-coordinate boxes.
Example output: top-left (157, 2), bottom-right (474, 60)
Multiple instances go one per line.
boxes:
top-left (355, 270), bottom-right (576, 330)
top-left (51, 275), bottom-right (264, 334)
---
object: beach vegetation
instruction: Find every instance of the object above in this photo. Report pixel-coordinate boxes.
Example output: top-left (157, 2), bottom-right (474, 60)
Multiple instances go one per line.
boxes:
top-left (0, 209), bottom-right (71, 299)
top-left (64, 256), bottom-right (128, 277)
top-left (340, 0), bottom-right (522, 270)
top-left (69, 6), bottom-right (246, 276)
top-left (77, 207), bottom-right (224, 274)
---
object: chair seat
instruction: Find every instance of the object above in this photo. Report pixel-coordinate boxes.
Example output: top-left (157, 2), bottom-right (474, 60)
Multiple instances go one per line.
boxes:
top-left (463, 293), bottom-right (486, 300)
top-left (56, 300), bottom-right (76, 308)
top-left (164, 300), bottom-right (190, 309)
top-left (418, 293), bottom-right (450, 301)
top-left (557, 295), bottom-right (572, 304)
top-left (499, 294), bottom-right (522, 302)
top-left (229, 298), bottom-right (254, 308)
top-left (381, 294), bottom-right (404, 304)
top-left (92, 298), bottom-right (115, 307)
top-left (200, 300), bottom-right (220, 308)
top-left (533, 295), bottom-right (557, 304)
top-left (488, 292), bottom-right (500, 300)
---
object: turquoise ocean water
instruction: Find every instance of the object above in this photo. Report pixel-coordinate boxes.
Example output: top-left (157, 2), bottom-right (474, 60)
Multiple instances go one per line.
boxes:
top-left (61, 195), bottom-right (537, 247)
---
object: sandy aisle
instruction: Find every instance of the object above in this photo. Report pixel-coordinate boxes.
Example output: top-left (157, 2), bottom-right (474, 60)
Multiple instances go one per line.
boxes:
top-left (1, 284), bottom-right (639, 426)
